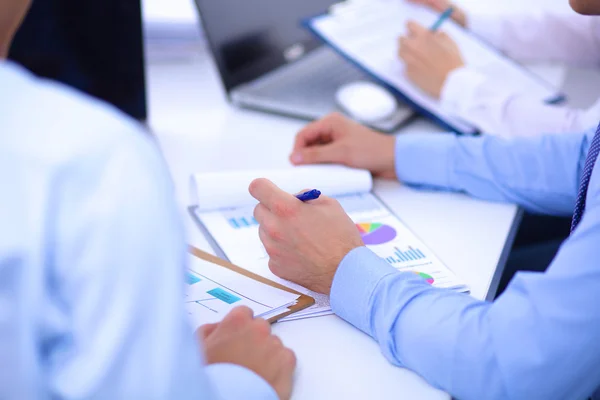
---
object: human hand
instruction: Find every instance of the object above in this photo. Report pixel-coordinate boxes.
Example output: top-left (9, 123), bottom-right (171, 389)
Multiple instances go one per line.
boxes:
top-left (249, 178), bottom-right (365, 295)
top-left (406, 0), bottom-right (467, 27)
top-left (289, 113), bottom-right (397, 179)
top-left (198, 307), bottom-right (296, 400)
top-left (398, 21), bottom-right (465, 98)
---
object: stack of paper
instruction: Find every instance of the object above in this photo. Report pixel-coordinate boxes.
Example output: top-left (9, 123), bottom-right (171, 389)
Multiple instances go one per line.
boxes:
top-left (186, 254), bottom-right (300, 328)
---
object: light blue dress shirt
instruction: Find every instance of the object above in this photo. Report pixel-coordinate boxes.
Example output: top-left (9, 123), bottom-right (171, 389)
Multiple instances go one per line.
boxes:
top-left (331, 129), bottom-right (600, 400)
top-left (0, 62), bottom-right (276, 399)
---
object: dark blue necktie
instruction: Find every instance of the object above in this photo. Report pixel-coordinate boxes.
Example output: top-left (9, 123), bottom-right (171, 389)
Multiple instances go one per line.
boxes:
top-left (571, 123), bottom-right (600, 232)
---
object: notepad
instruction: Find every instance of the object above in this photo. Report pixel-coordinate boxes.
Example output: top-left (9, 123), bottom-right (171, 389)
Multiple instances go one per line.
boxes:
top-left (189, 165), bottom-right (469, 321)
top-left (305, 0), bottom-right (564, 134)
top-left (186, 247), bottom-right (314, 327)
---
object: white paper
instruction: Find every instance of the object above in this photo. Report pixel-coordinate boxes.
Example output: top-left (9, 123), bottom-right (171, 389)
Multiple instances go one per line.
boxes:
top-left (195, 192), bottom-right (468, 319)
top-left (185, 255), bottom-right (300, 328)
top-left (311, 0), bottom-right (561, 134)
top-left (190, 165), bottom-right (373, 211)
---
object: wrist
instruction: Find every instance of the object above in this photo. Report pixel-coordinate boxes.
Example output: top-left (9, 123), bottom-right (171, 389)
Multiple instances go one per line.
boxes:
top-left (373, 133), bottom-right (397, 179)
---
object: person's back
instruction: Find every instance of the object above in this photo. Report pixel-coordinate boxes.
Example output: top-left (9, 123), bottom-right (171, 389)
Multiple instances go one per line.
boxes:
top-left (0, 61), bottom-right (295, 399)
top-left (0, 60), bottom-right (195, 397)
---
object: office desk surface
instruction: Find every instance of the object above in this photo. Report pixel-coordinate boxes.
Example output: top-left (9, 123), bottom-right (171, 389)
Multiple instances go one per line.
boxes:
top-left (146, 51), bottom-right (521, 400)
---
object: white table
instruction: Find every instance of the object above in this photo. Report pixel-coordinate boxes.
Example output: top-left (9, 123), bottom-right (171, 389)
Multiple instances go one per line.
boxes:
top-left (147, 48), bottom-right (521, 400)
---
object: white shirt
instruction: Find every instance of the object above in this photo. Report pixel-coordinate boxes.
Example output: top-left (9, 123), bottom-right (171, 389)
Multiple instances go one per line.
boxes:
top-left (0, 61), bottom-right (276, 399)
top-left (440, 10), bottom-right (600, 137)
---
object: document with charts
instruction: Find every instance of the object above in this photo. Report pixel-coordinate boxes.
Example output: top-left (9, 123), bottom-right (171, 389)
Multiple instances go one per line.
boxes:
top-left (189, 165), bottom-right (469, 321)
top-left (304, 0), bottom-right (564, 134)
top-left (185, 248), bottom-right (311, 328)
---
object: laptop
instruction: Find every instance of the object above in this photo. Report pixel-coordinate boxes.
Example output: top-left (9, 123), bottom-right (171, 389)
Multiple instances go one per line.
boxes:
top-left (194, 0), bottom-right (414, 132)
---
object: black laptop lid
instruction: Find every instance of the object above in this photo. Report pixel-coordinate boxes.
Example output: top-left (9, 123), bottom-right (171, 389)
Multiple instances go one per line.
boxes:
top-left (195, 0), bottom-right (337, 93)
top-left (9, 0), bottom-right (147, 121)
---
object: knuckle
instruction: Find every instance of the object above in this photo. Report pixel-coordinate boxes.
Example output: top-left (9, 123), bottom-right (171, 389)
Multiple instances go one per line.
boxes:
top-left (263, 221), bottom-right (283, 242)
top-left (285, 348), bottom-right (297, 367)
top-left (268, 259), bottom-right (283, 277)
top-left (225, 306), bottom-right (253, 327)
top-left (263, 242), bottom-right (281, 259)
top-left (270, 335), bottom-right (284, 349)
top-left (273, 201), bottom-right (298, 219)
top-left (252, 318), bottom-right (271, 337)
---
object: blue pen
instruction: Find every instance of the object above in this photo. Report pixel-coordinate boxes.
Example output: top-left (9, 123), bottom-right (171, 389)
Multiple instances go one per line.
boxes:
top-left (296, 189), bottom-right (321, 202)
top-left (430, 6), bottom-right (454, 31)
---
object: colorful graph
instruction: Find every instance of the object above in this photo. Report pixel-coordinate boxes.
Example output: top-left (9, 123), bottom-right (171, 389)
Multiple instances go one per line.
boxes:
top-left (385, 246), bottom-right (427, 264)
top-left (228, 216), bottom-right (258, 229)
top-left (357, 222), bottom-right (397, 245)
top-left (413, 271), bottom-right (435, 285)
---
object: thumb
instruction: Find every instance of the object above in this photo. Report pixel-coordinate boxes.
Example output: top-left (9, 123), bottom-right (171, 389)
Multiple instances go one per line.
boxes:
top-left (290, 143), bottom-right (346, 165)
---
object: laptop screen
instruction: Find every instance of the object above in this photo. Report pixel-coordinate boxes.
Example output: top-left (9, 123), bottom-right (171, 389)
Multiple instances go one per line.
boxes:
top-left (9, 0), bottom-right (147, 121)
top-left (195, 0), bottom-right (337, 92)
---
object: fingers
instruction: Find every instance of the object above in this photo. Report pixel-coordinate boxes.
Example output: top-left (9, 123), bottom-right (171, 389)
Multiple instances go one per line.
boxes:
top-left (221, 306), bottom-right (254, 329)
top-left (291, 113), bottom-right (348, 165)
top-left (249, 178), bottom-right (299, 216)
top-left (292, 142), bottom-right (348, 166)
top-left (406, 20), bottom-right (428, 37)
top-left (293, 118), bottom-right (333, 153)
top-left (197, 323), bottom-right (219, 341)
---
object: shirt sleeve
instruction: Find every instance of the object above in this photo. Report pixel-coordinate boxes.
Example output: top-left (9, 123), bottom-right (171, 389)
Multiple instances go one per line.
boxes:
top-left (47, 122), bottom-right (274, 399)
top-left (440, 66), bottom-right (600, 137)
top-left (393, 129), bottom-right (592, 216)
top-left (330, 196), bottom-right (600, 399)
top-left (466, 10), bottom-right (600, 66)
top-left (206, 364), bottom-right (278, 400)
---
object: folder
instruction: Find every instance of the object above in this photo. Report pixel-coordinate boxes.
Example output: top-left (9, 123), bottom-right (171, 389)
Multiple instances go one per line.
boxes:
top-left (304, 1), bottom-right (565, 135)
top-left (189, 247), bottom-right (315, 323)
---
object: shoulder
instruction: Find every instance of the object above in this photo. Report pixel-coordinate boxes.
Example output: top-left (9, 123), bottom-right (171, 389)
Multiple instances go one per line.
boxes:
top-left (0, 62), bottom-right (158, 171)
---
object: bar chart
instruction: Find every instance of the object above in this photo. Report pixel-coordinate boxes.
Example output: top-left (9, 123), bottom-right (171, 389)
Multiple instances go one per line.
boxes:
top-left (228, 216), bottom-right (258, 229)
top-left (385, 246), bottom-right (426, 264)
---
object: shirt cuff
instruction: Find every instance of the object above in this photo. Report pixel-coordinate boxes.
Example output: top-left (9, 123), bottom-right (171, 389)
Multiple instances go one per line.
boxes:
top-left (393, 133), bottom-right (458, 191)
top-left (330, 246), bottom-right (398, 335)
top-left (205, 363), bottom-right (278, 400)
top-left (440, 66), bottom-right (489, 118)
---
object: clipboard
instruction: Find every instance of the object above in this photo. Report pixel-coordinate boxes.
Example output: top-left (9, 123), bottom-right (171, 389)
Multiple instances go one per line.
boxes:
top-left (303, 2), bottom-right (566, 135)
top-left (189, 246), bottom-right (315, 323)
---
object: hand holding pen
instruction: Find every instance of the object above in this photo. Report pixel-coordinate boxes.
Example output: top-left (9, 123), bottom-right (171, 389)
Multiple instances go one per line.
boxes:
top-left (397, 7), bottom-right (465, 99)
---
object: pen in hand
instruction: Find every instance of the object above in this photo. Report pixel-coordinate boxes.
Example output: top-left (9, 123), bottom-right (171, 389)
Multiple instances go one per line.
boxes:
top-left (296, 189), bottom-right (321, 202)
top-left (429, 6), bottom-right (454, 31)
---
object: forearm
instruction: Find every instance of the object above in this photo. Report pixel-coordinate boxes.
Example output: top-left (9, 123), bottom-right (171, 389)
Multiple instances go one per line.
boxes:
top-left (467, 11), bottom-right (600, 66)
top-left (331, 235), bottom-right (600, 400)
top-left (393, 131), bottom-right (586, 215)
top-left (441, 67), bottom-right (599, 137)
top-left (330, 248), bottom-right (508, 398)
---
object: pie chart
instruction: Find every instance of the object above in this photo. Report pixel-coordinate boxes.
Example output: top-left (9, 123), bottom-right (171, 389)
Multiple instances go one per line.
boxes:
top-left (413, 271), bottom-right (435, 285)
top-left (357, 222), bottom-right (397, 245)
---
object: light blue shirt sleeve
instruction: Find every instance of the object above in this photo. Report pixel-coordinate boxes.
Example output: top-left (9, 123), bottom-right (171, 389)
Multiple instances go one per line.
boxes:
top-left (392, 130), bottom-right (593, 216)
top-left (330, 130), bottom-right (600, 399)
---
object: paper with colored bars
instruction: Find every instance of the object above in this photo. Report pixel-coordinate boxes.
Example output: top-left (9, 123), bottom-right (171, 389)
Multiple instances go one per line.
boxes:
top-left (189, 166), bottom-right (469, 321)
top-left (185, 252), bottom-right (300, 328)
